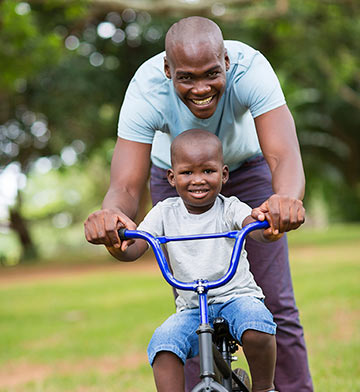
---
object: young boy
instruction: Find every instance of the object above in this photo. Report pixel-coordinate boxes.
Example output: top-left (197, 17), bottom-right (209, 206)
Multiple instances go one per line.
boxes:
top-left (107, 129), bottom-right (282, 392)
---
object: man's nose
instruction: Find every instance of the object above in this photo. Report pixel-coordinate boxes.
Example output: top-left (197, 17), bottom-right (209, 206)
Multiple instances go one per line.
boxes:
top-left (192, 80), bottom-right (211, 95)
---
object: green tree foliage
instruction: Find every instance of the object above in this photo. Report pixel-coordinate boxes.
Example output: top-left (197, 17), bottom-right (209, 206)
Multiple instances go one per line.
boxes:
top-left (218, 0), bottom-right (360, 221)
top-left (0, 1), bottom-right (167, 261)
top-left (0, 0), bottom-right (359, 262)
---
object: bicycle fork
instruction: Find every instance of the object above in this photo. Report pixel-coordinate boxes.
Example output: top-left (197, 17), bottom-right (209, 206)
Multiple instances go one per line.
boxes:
top-left (191, 285), bottom-right (228, 392)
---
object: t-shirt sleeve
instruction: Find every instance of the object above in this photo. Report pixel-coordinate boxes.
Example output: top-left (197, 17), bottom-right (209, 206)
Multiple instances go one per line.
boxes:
top-left (117, 78), bottom-right (161, 144)
top-left (234, 51), bottom-right (286, 118)
top-left (137, 203), bottom-right (164, 237)
top-left (227, 197), bottom-right (252, 230)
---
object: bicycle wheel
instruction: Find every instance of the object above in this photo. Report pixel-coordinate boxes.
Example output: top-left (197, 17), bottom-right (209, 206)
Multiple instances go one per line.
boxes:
top-left (231, 368), bottom-right (251, 392)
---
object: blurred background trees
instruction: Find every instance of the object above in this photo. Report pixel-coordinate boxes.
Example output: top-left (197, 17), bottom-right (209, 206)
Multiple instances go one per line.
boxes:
top-left (0, 0), bottom-right (359, 263)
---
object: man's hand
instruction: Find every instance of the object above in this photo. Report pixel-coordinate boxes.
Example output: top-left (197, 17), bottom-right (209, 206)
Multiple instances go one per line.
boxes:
top-left (251, 194), bottom-right (305, 236)
top-left (84, 208), bottom-right (137, 252)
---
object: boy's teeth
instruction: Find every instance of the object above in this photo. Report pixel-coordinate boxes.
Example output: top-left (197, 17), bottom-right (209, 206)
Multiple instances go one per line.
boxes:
top-left (192, 96), bottom-right (212, 105)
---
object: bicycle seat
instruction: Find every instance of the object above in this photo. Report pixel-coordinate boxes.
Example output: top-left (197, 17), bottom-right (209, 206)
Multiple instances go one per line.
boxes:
top-left (213, 317), bottom-right (239, 354)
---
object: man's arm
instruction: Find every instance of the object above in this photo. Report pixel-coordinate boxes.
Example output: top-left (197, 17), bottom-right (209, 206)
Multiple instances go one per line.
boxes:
top-left (84, 137), bottom-right (152, 250)
top-left (253, 104), bottom-right (306, 234)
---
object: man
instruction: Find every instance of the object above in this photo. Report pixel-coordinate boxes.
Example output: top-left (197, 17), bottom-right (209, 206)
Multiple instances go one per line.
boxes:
top-left (84, 16), bottom-right (313, 391)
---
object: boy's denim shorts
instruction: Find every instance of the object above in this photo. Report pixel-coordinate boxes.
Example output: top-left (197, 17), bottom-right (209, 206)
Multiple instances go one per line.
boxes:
top-left (147, 296), bottom-right (276, 366)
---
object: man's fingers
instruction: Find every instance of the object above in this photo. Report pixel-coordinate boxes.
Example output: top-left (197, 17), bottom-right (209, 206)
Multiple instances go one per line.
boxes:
top-left (270, 195), bottom-right (305, 233)
top-left (287, 202), bottom-right (304, 231)
top-left (253, 195), bottom-right (305, 234)
top-left (104, 216), bottom-right (122, 248)
top-left (267, 196), bottom-right (282, 232)
top-left (279, 198), bottom-right (292, 233)
top-left (84, 209), bottom-right (137, 248)
top-left (256, 195), bottom-right (305, 234)
top-left (84, 214), bottom-right (108, 245)
top-left (264, 212), bottom-right (279, 235)
top-left (298, 204), bottom-right (306, 226)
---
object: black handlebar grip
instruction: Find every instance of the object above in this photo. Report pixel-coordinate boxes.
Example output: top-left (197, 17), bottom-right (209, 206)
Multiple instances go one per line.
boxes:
top-left (118, 228), bottom-right (127, 240)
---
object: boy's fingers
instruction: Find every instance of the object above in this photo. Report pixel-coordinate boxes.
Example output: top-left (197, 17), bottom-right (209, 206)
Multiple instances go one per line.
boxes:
top-left (120, 239), bottom-right (134, 252)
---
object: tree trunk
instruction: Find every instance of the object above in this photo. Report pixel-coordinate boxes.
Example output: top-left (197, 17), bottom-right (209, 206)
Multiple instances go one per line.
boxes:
top-left (9, 208), bottom-right (38, 262)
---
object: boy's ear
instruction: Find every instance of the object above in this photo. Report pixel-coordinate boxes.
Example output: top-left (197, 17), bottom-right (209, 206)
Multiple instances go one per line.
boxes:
top-left (167, 169), bottom-right (176, 187)
top-left (222, 165), bottom-right (229, 185)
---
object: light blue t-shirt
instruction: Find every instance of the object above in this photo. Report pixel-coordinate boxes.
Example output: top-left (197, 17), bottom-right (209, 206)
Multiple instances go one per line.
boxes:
top-left (118, 40), bottom-right (286, 171)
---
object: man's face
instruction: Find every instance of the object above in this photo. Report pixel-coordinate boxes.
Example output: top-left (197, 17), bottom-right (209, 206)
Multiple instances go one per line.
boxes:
top-left (164, 42), bottom-right (230, 119)
top-left (167, 141), bottom-right (229, 214)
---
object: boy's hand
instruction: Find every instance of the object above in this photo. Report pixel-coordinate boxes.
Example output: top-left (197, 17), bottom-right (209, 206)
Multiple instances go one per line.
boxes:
top-left (243, 214), bottom-right (283, 243)
top-left (261, 229), bottom-right (284, 242)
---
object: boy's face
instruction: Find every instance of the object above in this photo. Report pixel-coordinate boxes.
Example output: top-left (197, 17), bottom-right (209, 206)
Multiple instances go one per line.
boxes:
top-left (167, 141), bottom-right (229, 214)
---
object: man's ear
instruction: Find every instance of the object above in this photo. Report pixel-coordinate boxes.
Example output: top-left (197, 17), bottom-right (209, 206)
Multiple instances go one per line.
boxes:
top-left (224, 50), bottom-right (230, 71)
top-left (167, 168), bottom-right (176, 187)
top-left (164, 57), bottom-right (171, 79)
top-left (222, 165), bottom-right (229, 185)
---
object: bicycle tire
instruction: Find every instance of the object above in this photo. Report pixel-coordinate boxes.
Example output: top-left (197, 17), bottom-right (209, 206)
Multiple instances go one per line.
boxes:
top-left (231, 368), bottom-right (251, 392)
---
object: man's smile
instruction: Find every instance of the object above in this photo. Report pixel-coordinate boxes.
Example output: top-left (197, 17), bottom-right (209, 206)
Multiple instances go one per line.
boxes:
top-left (191, 95), bottom-right (215, 106)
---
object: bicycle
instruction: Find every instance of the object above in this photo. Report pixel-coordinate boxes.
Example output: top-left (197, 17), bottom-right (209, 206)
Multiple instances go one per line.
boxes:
top-left (119, 219), bottom-right (270, 392)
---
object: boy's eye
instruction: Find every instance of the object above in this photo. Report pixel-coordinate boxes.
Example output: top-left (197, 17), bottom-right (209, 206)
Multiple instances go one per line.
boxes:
top-left (204, 169), bottom-right (214, 174)
top-left (181, 171), bottom-right (192, 175)
top-left (178, 75), bottom-right (191, 81)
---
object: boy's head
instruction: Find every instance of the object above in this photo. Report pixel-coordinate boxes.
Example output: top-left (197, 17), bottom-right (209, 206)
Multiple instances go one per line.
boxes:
top-left (167, 129), bottom-right (229, 214)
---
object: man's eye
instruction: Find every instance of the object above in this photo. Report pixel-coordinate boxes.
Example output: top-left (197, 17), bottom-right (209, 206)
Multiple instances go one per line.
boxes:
top-left (208, 71), bottom-right (219, 77)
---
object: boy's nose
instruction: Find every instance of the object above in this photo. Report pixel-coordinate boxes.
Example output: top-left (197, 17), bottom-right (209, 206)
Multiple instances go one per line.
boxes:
top-left (191, 175), bottom-right (206, 184)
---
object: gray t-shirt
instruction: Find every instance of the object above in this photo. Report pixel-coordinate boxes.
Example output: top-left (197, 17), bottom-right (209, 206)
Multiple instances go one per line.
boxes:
top-left (138, 195), bottom-right (264, 311)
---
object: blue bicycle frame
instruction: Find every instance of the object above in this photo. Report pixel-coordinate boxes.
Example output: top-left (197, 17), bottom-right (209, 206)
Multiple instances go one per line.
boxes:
top-left (119, 220), bottom-right (269, 391)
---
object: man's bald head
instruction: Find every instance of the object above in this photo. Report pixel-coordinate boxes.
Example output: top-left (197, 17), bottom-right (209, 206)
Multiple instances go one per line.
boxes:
top-left (165, 17), bottom-right (225, 62)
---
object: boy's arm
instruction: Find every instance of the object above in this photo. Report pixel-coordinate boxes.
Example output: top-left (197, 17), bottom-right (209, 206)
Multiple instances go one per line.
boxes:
top-left (242, 215), bottom-right (284, 243)
top-left (106, 239), bottom-right (148, 262)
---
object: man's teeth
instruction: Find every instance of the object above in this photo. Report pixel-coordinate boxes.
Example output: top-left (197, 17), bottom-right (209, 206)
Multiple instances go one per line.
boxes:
top-left (192, 96), bottom-right (213, 105)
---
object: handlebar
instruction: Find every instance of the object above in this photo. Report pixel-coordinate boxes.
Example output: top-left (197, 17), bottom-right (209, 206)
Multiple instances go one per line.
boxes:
top-left (119, 220), bottom-right (269, 293)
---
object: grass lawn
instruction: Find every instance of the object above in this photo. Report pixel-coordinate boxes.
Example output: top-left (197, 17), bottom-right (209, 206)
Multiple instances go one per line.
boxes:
top-left (0, 224), bottom-right (359, 391)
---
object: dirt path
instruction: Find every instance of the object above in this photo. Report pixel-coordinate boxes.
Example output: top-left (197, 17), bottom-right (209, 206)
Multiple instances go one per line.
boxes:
top-left (0, 352), bottom-right (149, 390)
top-left (2, 241), bottom-right (359, 287)
top-left (0, 253), bottom-right (158, 287)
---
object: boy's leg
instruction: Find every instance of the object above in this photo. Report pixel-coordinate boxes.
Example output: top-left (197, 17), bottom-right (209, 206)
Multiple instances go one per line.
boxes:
top-left (153, 351), bottom-right (185, 392)
top-left (242, 330), bottom-right (276, 392)
top-left (222, 157), bottom-right (313, 392)
top-left (220, 296), bottom-right (277, 392)
top-left (147, 308), bottom-right (199, 392)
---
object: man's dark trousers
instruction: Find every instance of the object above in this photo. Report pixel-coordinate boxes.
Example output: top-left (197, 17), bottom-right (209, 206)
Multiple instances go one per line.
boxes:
top-left (150, 157), bottom-right (313, 392)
